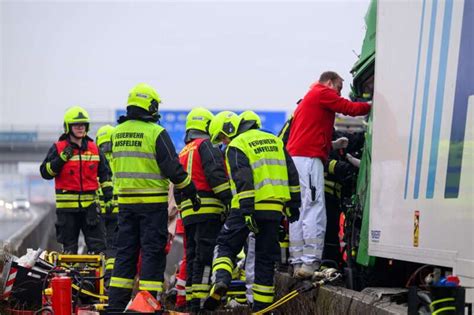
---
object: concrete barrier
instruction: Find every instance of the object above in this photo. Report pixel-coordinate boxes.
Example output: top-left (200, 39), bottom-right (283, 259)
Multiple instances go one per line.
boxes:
top-left (274, 272), bottom-right (408, 314)
top-left (1, 203), bottom-right (60, 260)
top-left (0, 203), bottom-right (59, 297)
top-left (14, 204), bottom-right (60, 256)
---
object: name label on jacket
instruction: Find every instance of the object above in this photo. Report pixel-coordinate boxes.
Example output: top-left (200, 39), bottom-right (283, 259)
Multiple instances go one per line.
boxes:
top-left (114, 132), bottom-right (145, 148)
top-left (248, 138), bottom-right (279, 154)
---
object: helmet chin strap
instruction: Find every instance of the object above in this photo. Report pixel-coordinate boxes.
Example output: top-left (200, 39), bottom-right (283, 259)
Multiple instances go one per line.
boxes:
top-left (149, 99), bottom-right (161, 122)
top-left (151, 112), bottom-right (161, 122)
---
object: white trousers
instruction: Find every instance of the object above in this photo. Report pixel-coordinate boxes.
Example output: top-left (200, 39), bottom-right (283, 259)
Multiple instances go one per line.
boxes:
top-left (289, 157), bottom-right (326, 265)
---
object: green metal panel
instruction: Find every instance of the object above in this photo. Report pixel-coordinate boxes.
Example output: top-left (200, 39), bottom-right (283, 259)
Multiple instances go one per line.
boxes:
top-left (355, 112), bottom-right (375, 267)
top-left (351, 0), bottom-right (377, 267)
top-left (351, 0), bottom-right (377, 100)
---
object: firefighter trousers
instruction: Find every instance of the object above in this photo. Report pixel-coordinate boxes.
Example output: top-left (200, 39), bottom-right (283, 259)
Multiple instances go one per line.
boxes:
top-left (185, 218), bottom-right (222, 310)
top-left (55, 207), bottom-right (106, 254)
top-left (322, 196), bottom-right (343, 265)
top-left (108, 208), bottom-right (168, 309)
top-left (102, 213), bottom-right (118, 284)
top-left (212, 210), bottom-right (280, 311)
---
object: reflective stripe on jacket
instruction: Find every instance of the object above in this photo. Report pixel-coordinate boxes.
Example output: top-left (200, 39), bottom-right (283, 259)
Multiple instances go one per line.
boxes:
top-left (178, 138), bottom-right (225, 221)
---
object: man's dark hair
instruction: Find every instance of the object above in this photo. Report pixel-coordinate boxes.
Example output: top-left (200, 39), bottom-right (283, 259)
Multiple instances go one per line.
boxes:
top-left (319, 71), bottom-right (342, 83)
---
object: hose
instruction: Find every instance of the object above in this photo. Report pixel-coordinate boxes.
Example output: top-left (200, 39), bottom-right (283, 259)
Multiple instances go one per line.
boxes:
top-left (71, 283), bottom-right (108, 300)
top-left (34, 306), bottom-right (54, 315)
top-left (252, 272), bottom-right (341, 315)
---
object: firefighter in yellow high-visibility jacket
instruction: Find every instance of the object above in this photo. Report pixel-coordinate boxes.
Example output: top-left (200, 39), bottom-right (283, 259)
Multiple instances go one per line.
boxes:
top-left (203, 111), bottom-right (301, 312)
top-left (96, 124), bottom-right (119, 285)
top-left (108, 83), bottom-right (199, 309)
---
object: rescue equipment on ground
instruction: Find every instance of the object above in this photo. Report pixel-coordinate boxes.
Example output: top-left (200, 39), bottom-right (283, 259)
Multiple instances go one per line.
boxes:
top-left (251, 268), bottom-right (342, 315)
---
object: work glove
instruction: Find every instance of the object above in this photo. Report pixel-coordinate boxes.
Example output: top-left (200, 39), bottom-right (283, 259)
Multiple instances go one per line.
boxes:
top-left (242, 208), bottom-right (259, 234)
top-left (60, 145), bottom-right (74, 161)
top-left (179, 182), bottom-right (200, 211)
top-left (278, 221), bottom-right (288, 242)
top-left (284, 207), bottom-right (300, 224)
top-left (332, 137), bottom-right (349, 150)
top-left (190, 195), bottom-right (201, 212)
top-left (346, 153), bottom-right (361, 168)
top-left (104, 200), bottom-right (114, 215)
top-left (87, 205), bottom-right (100, 226)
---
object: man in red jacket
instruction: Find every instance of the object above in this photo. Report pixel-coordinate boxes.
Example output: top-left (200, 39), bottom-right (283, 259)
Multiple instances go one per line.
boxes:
top-left (286, 71), bottom-right (371, 279)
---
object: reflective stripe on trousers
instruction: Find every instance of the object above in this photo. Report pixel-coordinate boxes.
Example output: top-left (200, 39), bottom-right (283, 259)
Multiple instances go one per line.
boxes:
top-left (245, 232), bottom-right (256, 303)
top-left (289, 156), bottom-right (326, 265)
top-left (185, 286), bottom-right (193, 301)
top-left (138, 280), bottom-right (163, 292)
top-left (252, 283), bottom-right (275, 304)
top-left (110, 276), bottom-right (134, 289)
top-left (106, 258), bottom-right (115, 270)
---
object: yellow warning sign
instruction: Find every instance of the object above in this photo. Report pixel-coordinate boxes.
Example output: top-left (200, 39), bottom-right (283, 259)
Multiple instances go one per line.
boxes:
top-left (413, 210), bottom-right (420, 247)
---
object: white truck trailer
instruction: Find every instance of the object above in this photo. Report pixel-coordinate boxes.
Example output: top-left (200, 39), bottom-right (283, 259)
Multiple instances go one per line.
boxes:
top-left (351, 0), bottom-right (473, 305)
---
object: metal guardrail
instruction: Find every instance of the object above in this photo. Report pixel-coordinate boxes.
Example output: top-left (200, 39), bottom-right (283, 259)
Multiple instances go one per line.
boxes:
top-left (0, 122), bottom-right (116, 163)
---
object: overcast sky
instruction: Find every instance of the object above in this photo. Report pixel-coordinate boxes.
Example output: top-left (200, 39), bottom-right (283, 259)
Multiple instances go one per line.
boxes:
top-left (0, 0), bottom-right (370, 127)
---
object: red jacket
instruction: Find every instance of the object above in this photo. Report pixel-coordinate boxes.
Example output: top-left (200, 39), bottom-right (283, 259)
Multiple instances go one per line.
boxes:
top-left (54, 139), bottom-right (100, 191)
top-left (178, 138), bottom-right (213, 192)
top-left (286, 83), bottom-right (371, 161)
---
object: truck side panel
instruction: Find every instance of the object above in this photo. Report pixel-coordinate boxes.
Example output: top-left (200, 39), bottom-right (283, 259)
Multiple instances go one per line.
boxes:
top-left (369, 0), bottom-right (473, 301)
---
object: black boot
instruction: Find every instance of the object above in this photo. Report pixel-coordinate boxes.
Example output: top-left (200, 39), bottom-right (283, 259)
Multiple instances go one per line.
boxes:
top-left (203, 282), bottom-right (228, 311)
